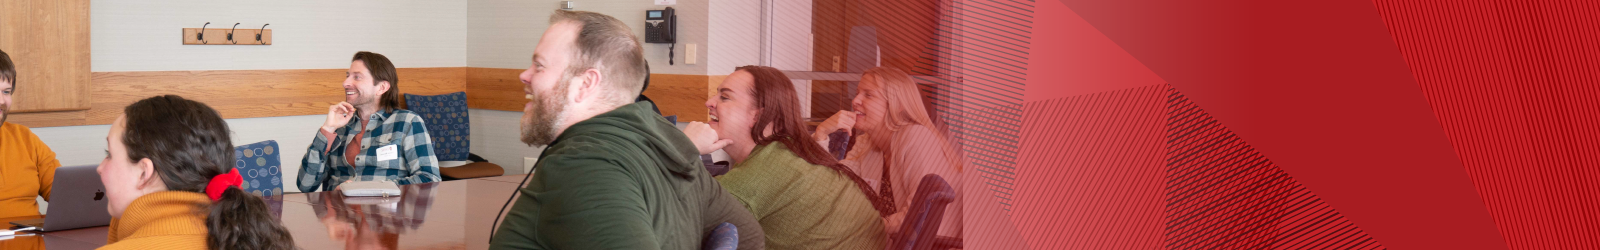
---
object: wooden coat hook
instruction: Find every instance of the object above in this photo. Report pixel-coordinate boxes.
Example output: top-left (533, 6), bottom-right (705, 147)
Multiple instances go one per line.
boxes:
top-left (184, 22), bottom-right (272, 45)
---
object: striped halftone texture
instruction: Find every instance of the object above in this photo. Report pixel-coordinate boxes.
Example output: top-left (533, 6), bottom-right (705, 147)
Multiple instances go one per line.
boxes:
top-left (929, 0), bottom-right (1031, 214)
top-left (953, 0), bottom-right (1030, 248)
top-left (1016, 84), bottom-right (1166, 249)
top-left (1165, 86), bottom-right (1385, 249)
top-left (1375, 0), bottom-right (1600, 248)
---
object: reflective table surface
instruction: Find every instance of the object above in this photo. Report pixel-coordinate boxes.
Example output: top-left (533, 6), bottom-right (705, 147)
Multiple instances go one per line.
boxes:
top-left (1, 175), bottom-right (528, 250)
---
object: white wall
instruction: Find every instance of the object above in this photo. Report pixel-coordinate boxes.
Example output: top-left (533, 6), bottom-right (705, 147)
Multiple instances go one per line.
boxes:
top-left (770, 0), bottom-right (814, 116)
top-left (93, 0), bottom-right (467, 71)
top-left (770, 0), bottom-right (814, 73)
top-left (468, 109), bottom-right (544, 174)
top-left (706, 0), bottom-right (812, 74)
top-left (706, 0), bottom-right (760, 76)
top-left (466, 0), bottom-right (709, 75)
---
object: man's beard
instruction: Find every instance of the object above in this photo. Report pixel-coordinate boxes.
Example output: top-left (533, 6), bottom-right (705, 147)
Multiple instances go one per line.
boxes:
top-left (352, 92), bottom-right (379, 111)
top-left (521, 78), bottom-right (571, 147)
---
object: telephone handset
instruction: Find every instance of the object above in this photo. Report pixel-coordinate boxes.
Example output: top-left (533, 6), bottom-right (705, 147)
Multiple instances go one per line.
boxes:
top-left (645, 7), bottom-right (676, 43)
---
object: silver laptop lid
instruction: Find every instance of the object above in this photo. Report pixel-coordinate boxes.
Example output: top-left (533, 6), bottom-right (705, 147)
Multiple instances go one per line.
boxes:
top-left (41, 164), bottom-right (111, 231)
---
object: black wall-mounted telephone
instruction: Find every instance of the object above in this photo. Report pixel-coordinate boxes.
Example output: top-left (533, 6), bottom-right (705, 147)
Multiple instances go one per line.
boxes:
top-left (645, 7), bottom-right (675, 44)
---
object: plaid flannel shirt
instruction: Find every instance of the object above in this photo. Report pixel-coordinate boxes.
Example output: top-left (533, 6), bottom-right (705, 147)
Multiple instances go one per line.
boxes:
top-left (298, 108), bottom-right (441, 192)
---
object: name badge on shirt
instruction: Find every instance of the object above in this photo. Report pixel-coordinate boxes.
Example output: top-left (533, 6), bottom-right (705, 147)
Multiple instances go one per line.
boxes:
top-left (377, 144), bottom-right (399, 161)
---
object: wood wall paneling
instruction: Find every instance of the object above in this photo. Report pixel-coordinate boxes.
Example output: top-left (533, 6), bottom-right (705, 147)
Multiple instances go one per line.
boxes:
top-left (645, 73), bottom-right (710, 122)
top-left (0, 0), bottom-right (92, 113)
top-left (10, 67), bottom-right (712, 127)
top-left (465, 67), bottom-right (527, 112)
top-left (707, 75), bottom-right (728, 99)
top-left (465, 67), bottom-right (709, 122)
top-left (9, 68), bottom-right (464, 127)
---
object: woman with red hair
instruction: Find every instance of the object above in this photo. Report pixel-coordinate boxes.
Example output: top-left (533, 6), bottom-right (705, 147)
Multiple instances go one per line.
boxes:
top-left (685, 65), bottom-right (893, 249)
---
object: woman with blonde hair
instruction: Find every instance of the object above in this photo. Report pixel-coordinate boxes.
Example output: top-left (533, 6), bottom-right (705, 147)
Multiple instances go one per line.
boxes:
top-left (812, 66), bottom-right (964, 237)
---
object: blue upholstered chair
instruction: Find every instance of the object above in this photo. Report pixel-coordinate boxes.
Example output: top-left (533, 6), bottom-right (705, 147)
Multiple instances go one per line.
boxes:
top-left (404, 92), bottom-right (470, 161)
top-left (404, 92), bottom-right (503, 180)
top-left (235, 140), bottom-right (283, 196)
top-left (235, 140), bottom-right (284, 217)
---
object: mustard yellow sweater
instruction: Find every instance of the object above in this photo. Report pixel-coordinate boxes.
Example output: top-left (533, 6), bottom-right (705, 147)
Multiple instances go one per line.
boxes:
top-left (0, 122), bottom-right (60, 218)
top-left (100, 191), bottom-right (211, 250)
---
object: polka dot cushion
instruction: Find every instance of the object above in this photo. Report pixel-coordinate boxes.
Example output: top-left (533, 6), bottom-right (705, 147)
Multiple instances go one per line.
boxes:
top-left (233, 140), bottom-right (284, 198)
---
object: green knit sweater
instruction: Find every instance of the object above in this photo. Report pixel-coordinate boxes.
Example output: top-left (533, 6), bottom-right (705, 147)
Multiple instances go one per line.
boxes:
top-left (489, 102), bottom-right (764, 250)
top-left (716, 142), bottom-right (888, 250)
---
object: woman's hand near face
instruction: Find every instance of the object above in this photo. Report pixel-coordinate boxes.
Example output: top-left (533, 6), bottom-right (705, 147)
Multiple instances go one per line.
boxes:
top-left (813, 110), bottom-right (857, 142)
top-left (684, 121), bottom-right (732, 155)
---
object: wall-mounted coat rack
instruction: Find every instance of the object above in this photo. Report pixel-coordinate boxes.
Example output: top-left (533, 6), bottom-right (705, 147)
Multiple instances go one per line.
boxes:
top-left (183, 22), bottom-right (271, 45)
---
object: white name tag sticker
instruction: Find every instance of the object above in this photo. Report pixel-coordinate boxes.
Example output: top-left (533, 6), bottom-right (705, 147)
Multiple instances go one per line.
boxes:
top-left (377, 144), bottom-right (399, 161)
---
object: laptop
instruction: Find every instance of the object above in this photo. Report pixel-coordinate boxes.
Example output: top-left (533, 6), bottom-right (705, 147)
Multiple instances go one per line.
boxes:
top-left (9, 165), bottom-right (112, 231)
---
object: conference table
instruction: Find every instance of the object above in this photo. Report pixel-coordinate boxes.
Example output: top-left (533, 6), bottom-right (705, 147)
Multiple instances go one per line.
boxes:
top-left (0, 174), bottom-right (533, 250)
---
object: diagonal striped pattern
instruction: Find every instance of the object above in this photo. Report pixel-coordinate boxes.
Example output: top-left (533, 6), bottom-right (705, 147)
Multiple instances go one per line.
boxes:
top-left (959, 179), bottom-right (1033, 250)
top-left (1016, 84), bottom-right (1166, 249)
top-left (1375, 0), bottom-right (1600, 248)
top-left (1165, 86), bottom-right (1385, 250)
top-left (925, 0), bottom-right (1032, 213)
top-left (953, 1), bottom-right (1030, 248)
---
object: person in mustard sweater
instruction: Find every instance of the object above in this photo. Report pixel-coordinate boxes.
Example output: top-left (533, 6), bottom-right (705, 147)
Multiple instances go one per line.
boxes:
top-left (97, 95), bottom-right (295, 250)
top-left (683, 65), bottom-right (896, 249)
top-left (0, 49), bottom-right (64, 219)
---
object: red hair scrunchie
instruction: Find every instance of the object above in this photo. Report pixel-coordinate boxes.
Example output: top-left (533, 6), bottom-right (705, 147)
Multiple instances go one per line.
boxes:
top-left (205, 168), bottom-right (245, 202)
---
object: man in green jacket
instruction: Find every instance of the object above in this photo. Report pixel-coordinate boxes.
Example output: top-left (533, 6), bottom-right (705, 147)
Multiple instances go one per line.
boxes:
top-left (489, 10), bottom-right (763, 250)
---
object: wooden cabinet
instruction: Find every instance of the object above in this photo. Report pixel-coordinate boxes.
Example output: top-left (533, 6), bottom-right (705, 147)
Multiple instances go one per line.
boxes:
top-left (0, 0), bottom-right (92, 113)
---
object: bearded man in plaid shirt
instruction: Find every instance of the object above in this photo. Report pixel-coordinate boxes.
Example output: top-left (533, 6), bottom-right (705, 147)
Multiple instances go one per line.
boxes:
top-left (298, 51), bottom-right (441, 192)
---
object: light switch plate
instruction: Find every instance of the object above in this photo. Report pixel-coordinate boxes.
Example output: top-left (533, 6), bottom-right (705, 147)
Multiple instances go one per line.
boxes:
top-left (686, 43), bottom-right (697, 65)
top-left (524, 157), bottom-right (537, 174)
top-left (655, 0), bottom-right (676, 5)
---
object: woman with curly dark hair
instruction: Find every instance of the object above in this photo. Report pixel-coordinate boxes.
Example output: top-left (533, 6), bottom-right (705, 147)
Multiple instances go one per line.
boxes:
top-left (97, 95), bottom-right (295, 250)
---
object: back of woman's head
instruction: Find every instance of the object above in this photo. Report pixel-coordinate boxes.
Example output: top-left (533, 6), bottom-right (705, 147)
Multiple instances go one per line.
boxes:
top-left (121, 95), bottom-right (295, 250)
top-left (738, 65), bottom-right (898, 216)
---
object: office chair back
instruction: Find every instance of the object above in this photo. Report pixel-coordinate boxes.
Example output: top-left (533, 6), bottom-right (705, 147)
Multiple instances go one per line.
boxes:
top-left (403, 92), bottom-right (471, 161)
top-left (891, 174), bottom-right (956, 250)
